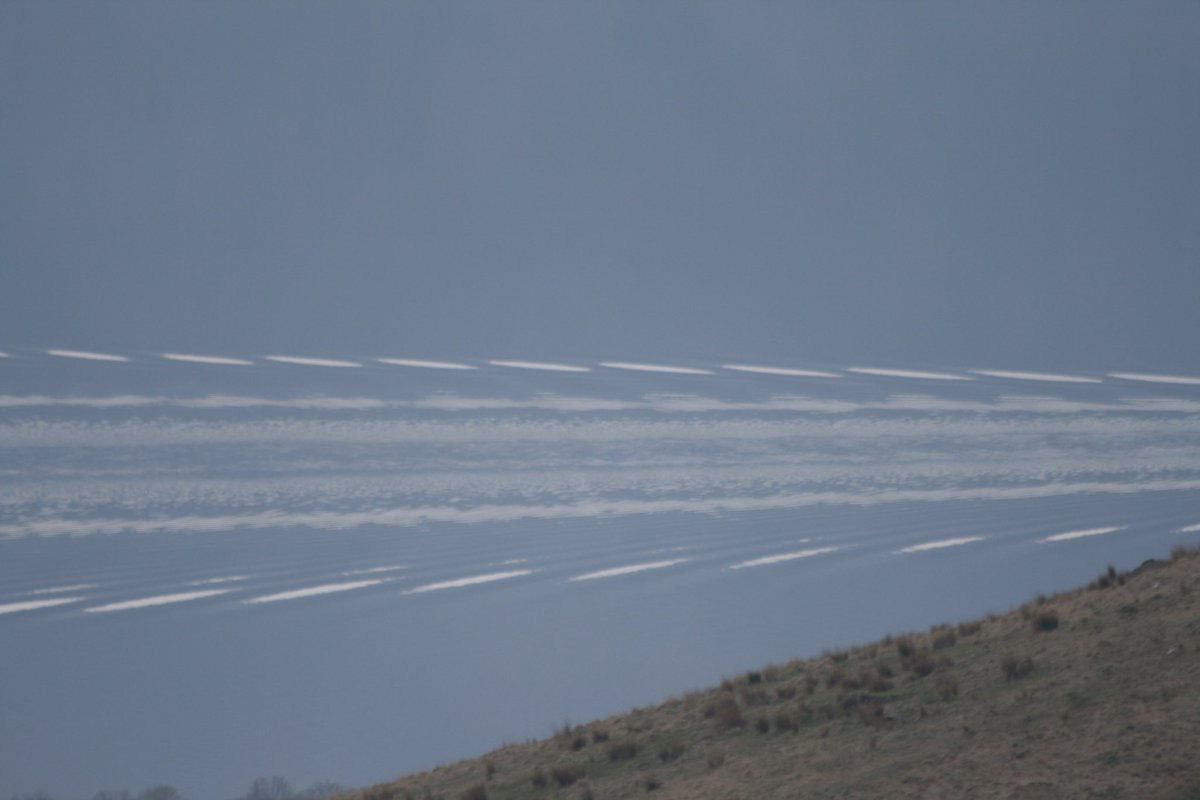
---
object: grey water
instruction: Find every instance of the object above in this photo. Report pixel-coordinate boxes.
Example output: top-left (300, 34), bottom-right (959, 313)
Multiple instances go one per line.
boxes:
top-left (2, 350), bottom-right (1198, 798)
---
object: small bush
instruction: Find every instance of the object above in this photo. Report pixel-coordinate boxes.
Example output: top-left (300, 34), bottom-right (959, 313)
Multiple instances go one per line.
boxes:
top-left (775, 684), bottom-right (796, 701)
top-left (483, 760), bottom-right (496, 780)
top-left (762, 666), bottom-right (782, 682)
top-left (773, 711), bottom-right (797, 732)
top-left (877, 663), bottom-right (895, 679)
top-left (657, 740), bottom-right (685, 763)
top-left (551, 765), bottom-right (585, 787)
top-left (531, 769), bottom-right (547, 789)
top-left (957, 620), bottom-right (982, 637)
top-left (857, 703), bottom-right (884, 727)
top-left (709, 697), bottom-right (746, 732)
top-left (719, 678), bottom-right (735, 693)
top-left (937, 676), bottom-right (959, 701)
top-left (706, 751), bottom-right (725, 770)
top-left (868, 676), bottom-right (894, 693)
top-left (570, 735), bottom-right (587, 751)
top-left (755, 717), bottom-right (770, 733)
top-left (804, 675), bottom-right (820, 695)
top-left (826, 668), bottom-right (846, 688)
top-left (607, 740), bottom-right (639, 761)
top-left (641, 773), bottom-right (661, 792)
top-left (461, 785), bottom-right (487, 800)
top-left (1032, 610), bottom-right (1059, 632)
top-left (739, 688), bottom-right (770, 707)
top-left (932, 630), bottom-right (957, 650)
top-left (746, 670), bottom-right (763, 684)
top-left (1002, 655), bottom-right (1034, 680)
top-left (591, 728), bottom-right (610, 744)
top-left (907, 651), bottom-right (935, 677)
top-left (896, 637), bottom-right (917, 659)
top-left (831, 650), bottom-right (849, 663)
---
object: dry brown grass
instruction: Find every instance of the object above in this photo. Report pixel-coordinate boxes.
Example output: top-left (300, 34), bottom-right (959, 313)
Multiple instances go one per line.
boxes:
top-left (344, 546), bottom-right (1200, 800)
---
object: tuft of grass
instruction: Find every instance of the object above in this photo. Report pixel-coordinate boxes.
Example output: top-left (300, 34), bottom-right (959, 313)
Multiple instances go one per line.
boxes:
top-left (745, 670), bottom-right (763, 684)
top-left (607, 740), bottom-right (639, 761)
top-left (754, 717), bottom-right (770, 734)
top-left (530, 768), bottom-right (547, 789)
top-left (936, 677), bottom-right (959, 701)
top-left (657, 740), bottom-right (685, 763)
top-left (773, 711), bottom-right (797, 732)
top-left (1002, 655), bottom-right (1034, 680)
top-left (706, 750), bottom-right (725, 770)
top-left (551, 765), bottom-right (585, 787)
top-left (590, 728), bottom-right (610, 744)
top-left (896, 637), bottom-right (917, 659)
top-left (640, 773), bottom-right (661, 792)
top-left (483, 760), bottom-right (495, 780)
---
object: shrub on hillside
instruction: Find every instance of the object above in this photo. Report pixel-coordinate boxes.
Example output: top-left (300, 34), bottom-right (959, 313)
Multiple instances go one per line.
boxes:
top-left (1032, 610), bottom-right (1060, 632)
top-left (1002, 655), bottom-right (1034, 680)
top-left (551, 765), bottom-right (585, 787)
top-left (460, 784), bottom-right (487, 800)
top-left (607, 739), bottom-right (640, 761)
top-left (657, 740), bottom-right (685, 763)
top-left (957, 620), bottom-right (982, 637)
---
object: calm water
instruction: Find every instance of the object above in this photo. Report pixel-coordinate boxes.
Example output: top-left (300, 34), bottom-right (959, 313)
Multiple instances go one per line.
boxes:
top-left (2, 350), bottom-right (1198, 797)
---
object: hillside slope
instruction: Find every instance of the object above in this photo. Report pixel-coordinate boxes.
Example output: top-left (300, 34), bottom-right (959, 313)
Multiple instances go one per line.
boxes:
top-left (348, 547), bottom-right (1200, 800)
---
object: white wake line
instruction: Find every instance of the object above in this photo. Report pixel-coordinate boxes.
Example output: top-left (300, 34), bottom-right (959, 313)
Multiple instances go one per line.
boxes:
top-left (84, 589), bottom-right (233, 613)
top-left (1180, 523), bottom-right (1200, 533)
top-left (970, 370), bottom-right (1101, 384)
top-left (0, 597), bottom-right (85, 615)
top-left (189, 575), bottom-right (250, 586)
top-left (378, 358), bottom-right (475, 370)
top-left (244, 579), bottom-right (387, 604)
top-left (47, 349), bottom-right (129, 362)
top-left (569, 558), bottom-right (689, 582)
top-left (162, 353), bottom-right (254, 366)
top-left (728, 546), bottom-right (840, 569)
top-left (894, 536), bottom-right (985, 554)
top-left (723, 364), bottom-right (841, 378)
top-left (264, 355), bottom-right (363, 368)
top-left (599, 362), bottom-right (713, 375)
top-left (27, 583), bottom-right (96, 595)
top-left (341, 565), bottom-right (406, 576)
top-left (403, 570), bottom-right (532, 594)
top-left (1038, 526), bottom-right (1124, 544)
top-left (487, 360), bottom-right (590, 373)
top-left (1109, 372), bottom-right (1200, 386)
top-left (9, 391), bottom-right (1200, 414)
top-left (846, 367), bottom-right (972, 381)
top-left (7, 479), bottom-right (1200, 539)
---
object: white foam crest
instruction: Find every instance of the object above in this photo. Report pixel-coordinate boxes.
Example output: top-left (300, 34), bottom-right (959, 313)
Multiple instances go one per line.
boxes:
top-left (162, 353), bottom-right (254, 366)
top-left (7, 481), bottom-right (1200, 540)
top-left (378, 358), bottom-right (476, 370)
top-left (728, 546), bottom-right (840, 569)
top-left (1109, 372), bottom-right (1200, 386)
top-left (264, 355), bottom-right (362, 368)
top-left (599, 362), bottom-right (713, 375)
top-left (28, 583), bottom-right (96, 595)
top-left (846, 367), bottom-right (972, 381)
top-left (243, 579), bottom-right (385, 604)
top-left (0, 352), bottom-right (8, 358)
top-left (723, 364), bottom-right (841, 378)
top-left (84, 589), bottom-right (231, 613)
top-left (568, 558), bottom-right (689, 582)
top-left (1038, 526), bottom-right (1124, 544)
top-left (970, 370), bottom-right (1101, 384)
top-left (1180, 523), bottom-right (1200, 533)
top-left (188, 575), bottom-right (250, 586)
top-left (403, 570), bottom-right (532, 594)
top-left (341, 565), bottom-right (406, 576)
top-left (894, 536), bottom-right (985, 554)
top-left (0, 597), bottom-right (85, 615)
top-left (488, 360), bottom-right (590, 373)
top-left (47, 349), bottom-right (129, 362)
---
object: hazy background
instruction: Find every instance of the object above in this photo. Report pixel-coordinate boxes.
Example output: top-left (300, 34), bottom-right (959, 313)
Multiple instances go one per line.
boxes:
top-left (2, 2), bottom-right (1198, 370)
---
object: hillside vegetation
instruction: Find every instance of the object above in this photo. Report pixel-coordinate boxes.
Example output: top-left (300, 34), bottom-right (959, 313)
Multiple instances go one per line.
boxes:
top-left (347, 547), bottom-right (1200, 800)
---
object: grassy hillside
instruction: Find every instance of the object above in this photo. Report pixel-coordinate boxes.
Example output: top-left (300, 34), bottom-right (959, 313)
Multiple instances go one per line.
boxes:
top-left (347, 547), bottom-right (1200, 800)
